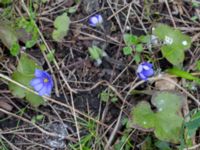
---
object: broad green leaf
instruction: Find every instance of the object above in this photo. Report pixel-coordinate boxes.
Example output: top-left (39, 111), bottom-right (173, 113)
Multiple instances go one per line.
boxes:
top-left (151, 91), bottom-right (184, 112)
top-left (153, 24), bottom-right (191, 66)
top-left (17, 53), bottom-right (42, 74)
top-left (129, 101), bottom-right (155, 129)
top-left (123, 34), bottom-right (138, 46)
top-left (161, 45), bottom-right (184, 66)
top-left (25, 91), bottom-right (44, 107)
top-left (52, 13), bottom-right (70, 41)
top-left (129, 91), bottom-right (185, 143)
top-left (122, 46), bottom-right (132, 55)
top-left (9, 71), bottom-right (28, 98)
top-left (154, 112), bottom-right (183, 143)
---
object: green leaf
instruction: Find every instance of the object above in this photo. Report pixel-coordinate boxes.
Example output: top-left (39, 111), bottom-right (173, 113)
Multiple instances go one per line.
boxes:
top-left (139, 35), bottom-right (151, 44)
top-left (133, 53), bottom-right (141, 64)
top-left (68, 6), bottom-right (77, 14)
top-left (100, 91), bottom-right (110, 102)
top-left (25, 91), bottom-right (44, 107)
top-left (185, 110), bottom-right (200, 137)
top-left (151, 91), bottom-right (184, 112)
top-left (52, 13), bottom-right (70, 41)
top-left (129, 91), bottom-right (185, 143)
top-left (135, 44), bottom-right (143, 52)
top-left (17, 53), bottom-right (41, 74)
top-left (153, 24), bottom-right (191, 66)
top-left (31, 114), bottom-right (44, 123)
top-left (47, 49), bottom-right (55, 62)
top-left (122, 46), bottom-right (132, 55)
top-left (10, 42), bottom-right (20, 56)
top-left (161, 45), bottom-right (184, 66)
top-left (0, 0), bottom-right (12, 4)
top-left (129, 101), bottom-right (155, 129)
top-left (9, 71), bottom-right (28, 98)
top-left (9, 54), bottom-right (44, 107)
top-left (167, 67), bottom-right (197, 81)
top-left (111, 97), bottom-right (118, 103)
top-left (123, 34), bottom-right (138, 46)
top-left (88, 46), bottom-right (102, 61)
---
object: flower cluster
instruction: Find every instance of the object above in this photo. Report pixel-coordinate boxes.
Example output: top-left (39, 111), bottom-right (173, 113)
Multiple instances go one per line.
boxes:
top-left (30, 69), bottom-right (53, 96)
top-left (136, 62), bottom-right (154, 80)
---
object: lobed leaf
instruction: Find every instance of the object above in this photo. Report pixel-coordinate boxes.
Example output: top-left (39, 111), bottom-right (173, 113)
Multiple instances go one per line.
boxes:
top-left (129, 91), bottom-right (185, 143)
top-left (52, 13), bottom-right (70, 42)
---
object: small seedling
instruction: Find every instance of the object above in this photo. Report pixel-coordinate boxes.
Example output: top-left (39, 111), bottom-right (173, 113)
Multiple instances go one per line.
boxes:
top-left (31, 114), bottom-right (44, 124)
top-left (88, 46), bottom-right (107, 66)
top-left (122, 33), bottom-right (151, 63)
top-left (99, 90), bottom-right (118, 103)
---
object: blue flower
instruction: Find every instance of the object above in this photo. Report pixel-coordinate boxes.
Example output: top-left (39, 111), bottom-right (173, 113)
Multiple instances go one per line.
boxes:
top-left (88, 14), bottom-right (103, 27)
top-left (136, 62), bottom-right (154, 80)
top-left (30, 69), bottom-right (53, 96)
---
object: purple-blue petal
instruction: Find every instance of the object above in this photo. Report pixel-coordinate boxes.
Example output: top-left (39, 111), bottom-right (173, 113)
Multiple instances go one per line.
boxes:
top-left (137, 62), bottom-right (154, 80)
top-left (137, 73), bottom-right (147, 80)
top-left (30, 78), bottom-right (42, 86)
top-left (142, 68), bottom-right (154, 77)
top-left (34, 83), bottom-right (44, 91)
top-left (35, 69), bottom-right (44, 77)
top-left (38, 86), bottom-right (48, 96)
top-left (46, 84), bottom-right (52, 96)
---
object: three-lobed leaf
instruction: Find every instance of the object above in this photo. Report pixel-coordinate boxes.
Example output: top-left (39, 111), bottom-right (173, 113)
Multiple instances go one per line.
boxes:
top-left (129, 91), bottom-right (185, 143)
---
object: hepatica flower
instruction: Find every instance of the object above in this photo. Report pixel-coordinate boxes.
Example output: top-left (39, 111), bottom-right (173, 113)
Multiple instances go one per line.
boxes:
top-left (30, 69), bottom-right (53, 96)
top-left (136, 62), bottom-right (154, 80)
top-left (88, 14), bottom-right (103, 27)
